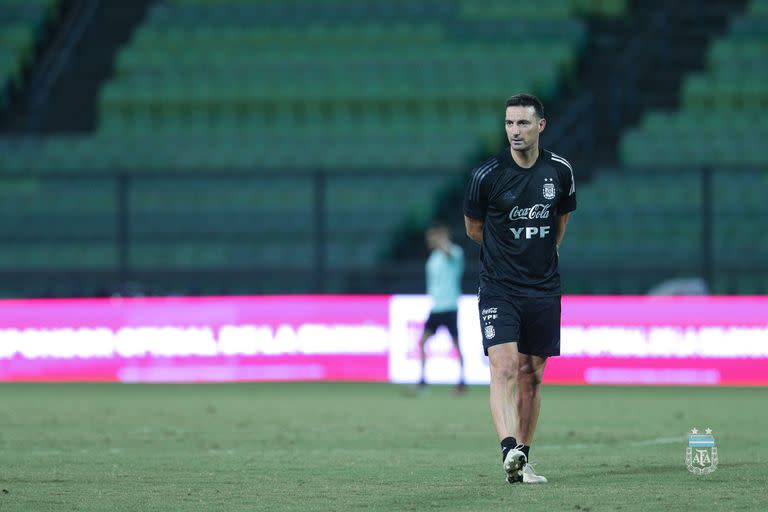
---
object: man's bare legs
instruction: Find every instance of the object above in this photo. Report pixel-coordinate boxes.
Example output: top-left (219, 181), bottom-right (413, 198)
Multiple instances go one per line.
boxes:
top-left (488, 343), bottom-right (547, 442)
top-left (488, 343), bottom-right (520, 440)
top-left (515, 353), bottom-right (547, 445)
top-left (488, 342), bottom-right (548, 483)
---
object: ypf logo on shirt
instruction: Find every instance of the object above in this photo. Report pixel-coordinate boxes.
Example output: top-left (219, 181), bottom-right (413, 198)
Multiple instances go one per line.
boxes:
top-left (510, 226), bottom-right (551, 239)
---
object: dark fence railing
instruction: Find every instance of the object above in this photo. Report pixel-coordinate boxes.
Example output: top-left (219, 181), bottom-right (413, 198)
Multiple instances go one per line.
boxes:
top-left (0, 166), bottom-right (764, 298)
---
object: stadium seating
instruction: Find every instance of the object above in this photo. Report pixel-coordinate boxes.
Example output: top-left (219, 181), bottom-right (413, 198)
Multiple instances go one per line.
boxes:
top-left (0, 0), bottom-right (630, 174)
top-left (561, 167), bottom-right (768, 294)
top-left (0, 0), bottom-right (58, 113)
top-left (710, 170), bottom-right (768, 294)
top-left (560, 170), bottom-right (701, 294)
top-left (0, 0), bottom-right (633, 297)
top-left (1, 0), bottom-right (763, 297)
top-left (620, 0), bottom-right (768, 167)
top-left (588, 0), bottom-right (767, 294)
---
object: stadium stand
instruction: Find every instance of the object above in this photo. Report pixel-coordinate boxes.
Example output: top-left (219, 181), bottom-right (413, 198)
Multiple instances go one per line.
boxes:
top-left (0, 0), bottom-right (629, 297)
top-left (620, 0), bottom-right (768, 166)
top-left (561, 165), bottom-right (767, 295)
top-left (567, 0), bottom-right (767, 294)
top-left (560, 169), bottom-right (703, 294)
top-left (3, 0), bottom-right (764, 297)
top-left (1, 0), bottom-right (611, 171)
top-left (0, 0), bottom-right (58, 115)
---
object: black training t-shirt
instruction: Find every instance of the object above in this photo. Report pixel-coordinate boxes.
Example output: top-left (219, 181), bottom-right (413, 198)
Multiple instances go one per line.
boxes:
top-left (463, 147), bottom-right (577, 297)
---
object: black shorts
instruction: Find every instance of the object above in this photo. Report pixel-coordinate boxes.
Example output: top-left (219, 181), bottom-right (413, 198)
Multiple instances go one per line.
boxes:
top-left (424, 310), bottom-right (459, 338)
top-left (477, 292), bottom-right (561, 357)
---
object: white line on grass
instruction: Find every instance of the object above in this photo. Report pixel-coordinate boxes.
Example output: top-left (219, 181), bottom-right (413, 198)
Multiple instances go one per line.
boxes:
top-left (537, 436), bottom-right (683, 451)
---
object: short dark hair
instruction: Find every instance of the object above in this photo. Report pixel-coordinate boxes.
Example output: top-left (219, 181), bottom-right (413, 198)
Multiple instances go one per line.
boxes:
top-left (505, 94), bottom-right (545, 119)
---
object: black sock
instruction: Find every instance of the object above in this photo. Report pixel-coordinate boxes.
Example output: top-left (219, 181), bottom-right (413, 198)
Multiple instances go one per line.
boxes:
top-left (500, 436), bottom-right (517, 461)
top-left (520, 445), bottom-right (530, 460)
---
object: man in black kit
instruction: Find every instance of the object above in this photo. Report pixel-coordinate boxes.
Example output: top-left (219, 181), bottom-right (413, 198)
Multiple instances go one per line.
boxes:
top-left (463, 94), bottom-right (576, 484)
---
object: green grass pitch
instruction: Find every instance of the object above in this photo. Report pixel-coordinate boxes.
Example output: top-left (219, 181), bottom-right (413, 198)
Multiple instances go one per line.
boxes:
top-left (0, 383), bottom-right (766, 511)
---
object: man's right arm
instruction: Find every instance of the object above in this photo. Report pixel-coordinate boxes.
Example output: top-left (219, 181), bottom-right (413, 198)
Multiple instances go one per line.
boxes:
top-left (464, 216), bottom-right (484, 244)
top-left (464, 157), bottom-right (496, 244)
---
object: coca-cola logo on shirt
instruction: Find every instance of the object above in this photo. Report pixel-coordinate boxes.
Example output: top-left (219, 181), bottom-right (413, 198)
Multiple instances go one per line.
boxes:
top-left (508, 203), bottom-right (551, 221)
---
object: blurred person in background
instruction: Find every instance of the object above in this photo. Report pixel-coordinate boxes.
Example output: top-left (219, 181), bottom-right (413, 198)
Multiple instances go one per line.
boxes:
top-left (463, 94), bottom-right (576, 484)
top-left (416, 223), bottom-right (466, 393)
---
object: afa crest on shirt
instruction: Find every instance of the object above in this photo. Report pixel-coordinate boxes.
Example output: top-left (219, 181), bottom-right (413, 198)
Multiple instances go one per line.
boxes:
top-left (543, 178), bottom-right (555, 200)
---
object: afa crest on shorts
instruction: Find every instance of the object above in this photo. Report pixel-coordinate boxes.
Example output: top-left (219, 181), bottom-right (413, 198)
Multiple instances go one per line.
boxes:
top-left (543, 178), bottom-right (555, 200)
top-left (686, 428), bottom-right (717, 474)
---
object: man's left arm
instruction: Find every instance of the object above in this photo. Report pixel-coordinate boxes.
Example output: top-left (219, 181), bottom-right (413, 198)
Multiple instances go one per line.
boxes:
top-left (554, 159), bottom-right (576, 251)
top-left (555, 213), bottom-right (570, 251)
